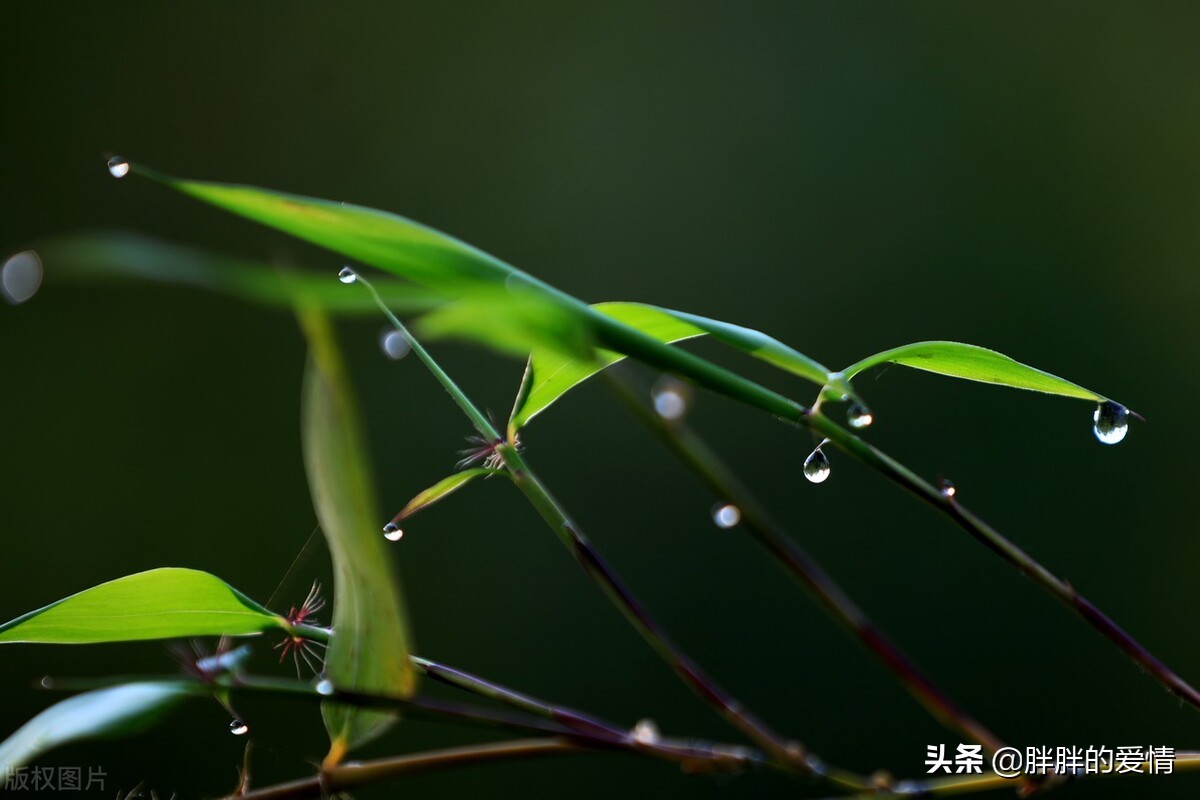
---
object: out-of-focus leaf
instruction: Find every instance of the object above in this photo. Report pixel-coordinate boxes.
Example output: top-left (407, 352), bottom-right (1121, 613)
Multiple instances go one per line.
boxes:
top-left (0, 568), bottom-right (285, 644)
top-left (0, 682), bottom-right (192, 772)
top-left (843, 341), bottom-right (1107, 401)
top-left (299, 307), bottom-right (415, 760)
top-left (416, 287), bottom-right (591, 359)
top-left (394, 469), bottom-right (501, 522)
top-left (137, 166), bottom-right (517, 292)
top-left (37, 231), bottom-right (438, 313)
top-left (510, 302), bottom-right (831, 429)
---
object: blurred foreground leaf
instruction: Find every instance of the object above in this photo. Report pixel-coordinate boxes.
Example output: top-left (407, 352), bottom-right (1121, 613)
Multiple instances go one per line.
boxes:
top-left (0, 682), bottom-right (191, 772)
top-left (300, 307), bottom-right (415, 759)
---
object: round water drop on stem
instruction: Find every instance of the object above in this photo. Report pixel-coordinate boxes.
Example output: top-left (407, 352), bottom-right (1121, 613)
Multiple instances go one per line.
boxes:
top-left (382, 522), bottom-right (404, 541)
top-left (106, 156), bottom-right (130, 178)
top-left (803, 448), bottom-right (831, 484)
top-left (1093, 400), bottom-right (1129, 445)
top-left (337, 266), bottom-right (358, 284)
top-left (631, 718), bottom-right (660, 745)
top-left (1, 251), bottom-right (42, 304)
top-left (229, 719), bottom-right (249, 736)
top-left (846, 403), bottom-right (874, 430)
top-left (939, 478), bottom-right (956, 498)
top-left (379, 328), bottom-right (411, 360)
top-left (315, 679), bottom-right (335, 696)
top-left (711, 503), bottom-right (741, 529)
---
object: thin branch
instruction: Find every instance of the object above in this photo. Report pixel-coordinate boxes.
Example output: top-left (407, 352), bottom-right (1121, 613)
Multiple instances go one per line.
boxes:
top-left (224, 738), bottom-right (587, 800)
top-left (354, 274), bottom-right (865, 785)
top-left (815, 751), bottom-right (1200, 800)
top-left (604, 369), bottom-right (1007, 754)
top-left (581, 311), bottom-right (1200, 711)
top-left (411, 655), bottom-right (764, 773)
top-left (806, 411), bottom-right (1200, 711)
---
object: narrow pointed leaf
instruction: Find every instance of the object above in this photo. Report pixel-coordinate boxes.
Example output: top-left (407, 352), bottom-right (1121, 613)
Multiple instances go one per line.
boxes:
top-left (395, 469), bottom-right (501, 522)
top-left (511, 302), bottom-right (831, 429)
top-left (136, 165), bottom-right (517, 292)
top-left (0, 682), bottom-right (192, 772)
top-left (0, 568), bottom-right (285, 644)
top-left (300, 307), bottom-right (415, 755)
top-left (38, 231), bottom-right (438, 313)
top-left (843, 341), bottom-right (1107, 401)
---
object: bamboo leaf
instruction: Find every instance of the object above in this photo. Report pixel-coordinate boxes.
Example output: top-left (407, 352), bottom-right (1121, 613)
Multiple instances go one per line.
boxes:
top-left (511, 302), bottom-right (831, 429)
top-left (395, 469), bottom-right (502, 522)
top-left (416, 287), bottom-right (591, 359)
top-left (299, 306), bottom-right (415, 758)
top-left (0, 568), bottom-right (286, 645)
top-left (0, 683), bottom-right (192, 772)
top-left (135, 165), bottom-right (517, 292)
top-left (38, 231), bottom-right (438, 313)
top-left (843, 341), bottom-right (1107, 401)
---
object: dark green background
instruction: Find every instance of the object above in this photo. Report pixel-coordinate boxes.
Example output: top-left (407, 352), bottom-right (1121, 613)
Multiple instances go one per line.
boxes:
top-left (3, 3), bottom-right (1198, 797)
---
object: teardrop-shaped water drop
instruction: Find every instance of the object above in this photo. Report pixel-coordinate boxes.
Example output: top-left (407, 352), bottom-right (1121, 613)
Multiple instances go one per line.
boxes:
top-left (315, 679), bottom-right (335, 696)
top-left (803, 448), bottom-right (831, 484)
top-left (631, 718), bottom-right (661, 745)
top-left (229, 719), bottom-right (249, 736)
top-left (106, 156), bottom-right (130, 178)
top-left (846, 403), bottom-right (874, 430)
top-left (1092, 400), bottom-right (1129, 445)
top-left (651, 377), bottom-right (690, 422)
top-left (337, 266), bottom-right (358, 284)
top-left (382, 522), bottom-right (404, 541)
top-left (939, 478), bottom-right (957, 498)
top-left (379, 328), bottom-right (410, 360)
top-left (711, 503), bottom-right (741, 529)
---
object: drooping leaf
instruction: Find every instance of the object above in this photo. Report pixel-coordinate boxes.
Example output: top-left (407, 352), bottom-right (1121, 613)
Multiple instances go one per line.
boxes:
top-left (38, 231), bottom-right (438, 313)
top-left (299, 306), bottom-right (415, 759)
top-left (0, 568), bottom-right (286, 645)
top-left (843, 341), bottom-right (1107, 401)
top-left (510, 302), bottom-right (832, 429)
top-left (394, 469), bottom-right (502, 522)
top-left (0, 682), bottom-right (192, 772)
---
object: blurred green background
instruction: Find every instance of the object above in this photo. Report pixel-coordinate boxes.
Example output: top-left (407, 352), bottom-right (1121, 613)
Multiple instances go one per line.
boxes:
top-left (3, 3), bottom-right (1198, 797)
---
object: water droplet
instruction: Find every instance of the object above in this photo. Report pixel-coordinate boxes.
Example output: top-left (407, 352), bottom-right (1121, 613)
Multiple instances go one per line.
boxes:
top-left (631, 718), bottom-right (660, 745)
top-left (803, 448), bottom-right (831, 484)
top-left (1, 251), bottom-right (43, 305)
top-left (379, 328), bottom-right (410, 360)
top-left (315, 679), bottom-right (335, 696)
top-left (711, 503), bottom-right (741, 529)
top-left (337, 266), bottom-right (358, 284)
top-left (651, 377), bottom-right (690, 422)
top-left (38, 676), bottom-right (53, 689)
top-left (383, 522), bottom-right (404, 541)
top-left (229, 719), bottom-right (249, 736)
top-left (940, 478), bottom-right (956, 498)
top-left (1093, 400), bottom-right (1129, 445)
top-left (106, 156), bottom-right (130, 178)
top-left (846, 403), bottom-right (874, 430)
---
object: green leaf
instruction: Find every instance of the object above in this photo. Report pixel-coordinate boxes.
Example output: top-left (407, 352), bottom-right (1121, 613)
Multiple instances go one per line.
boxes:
top-left (842, 341), bottom-right (1107, 401)
top-left (510, 302), bottom-right (831, 429)
top-left (136, 165), bottom-right (517, 293)
top-left (38, 231), bottom-right (439, 313)
top-left (395, 469), bottom-right (502, 522)
top-left (0, 682), bottom-right (191, 772)
top-left (300, 306), bottom-right (415, 758)
top-left (0, 568), bottom-right (286, 644)
top-left (416, 287), bottom-right (591, 360)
